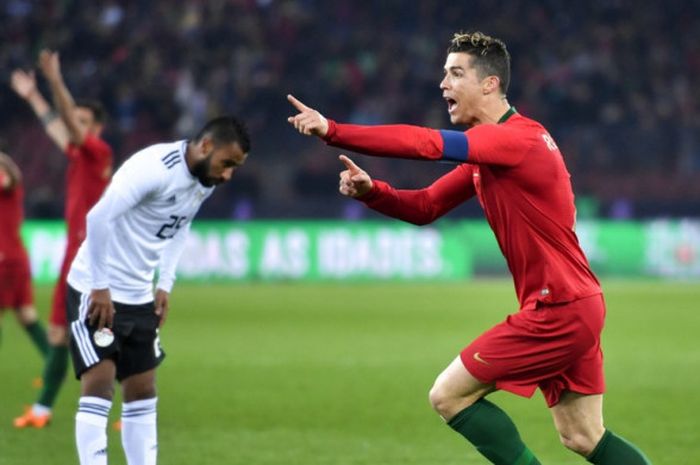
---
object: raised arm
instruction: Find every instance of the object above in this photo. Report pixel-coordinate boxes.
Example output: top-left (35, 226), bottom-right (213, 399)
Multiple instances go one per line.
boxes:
top-left (337, 155), bottom-right (477, 225)
top-left (38, 50), bottom-right (87, 146)
top-left (10, 69), bottom-right (70, 151)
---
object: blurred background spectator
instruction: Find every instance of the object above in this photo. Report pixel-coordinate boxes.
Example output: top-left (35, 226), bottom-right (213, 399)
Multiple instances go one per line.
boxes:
top-left (2, 0), bottom-right (699, 220)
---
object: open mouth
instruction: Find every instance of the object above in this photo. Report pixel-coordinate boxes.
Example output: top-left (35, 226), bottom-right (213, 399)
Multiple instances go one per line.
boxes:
top-left (445, 97), bottom-right (458, 113)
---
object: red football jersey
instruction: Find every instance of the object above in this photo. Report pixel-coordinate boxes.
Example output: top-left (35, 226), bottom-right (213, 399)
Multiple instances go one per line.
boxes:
top-left (0, 183), bottom-right (29, 263)
top-left (64, 134), bottom-right (112, 246)
top-left (324, 110), bottom-right (601, 310)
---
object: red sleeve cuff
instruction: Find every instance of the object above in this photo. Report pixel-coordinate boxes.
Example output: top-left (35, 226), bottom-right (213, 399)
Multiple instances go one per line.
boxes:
top-left (322, 119), bottom-right (338, 143)
top-left (356, 179), bottom-right (387, 203)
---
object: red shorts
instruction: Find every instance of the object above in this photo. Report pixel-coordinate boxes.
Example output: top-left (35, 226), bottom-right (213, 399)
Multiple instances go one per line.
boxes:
top-left (0, 258), bottom-right (33, 309)
top-left (461, 293), bottom-right (606, 407)
top-left (49, 243), bottom-right (81, 327)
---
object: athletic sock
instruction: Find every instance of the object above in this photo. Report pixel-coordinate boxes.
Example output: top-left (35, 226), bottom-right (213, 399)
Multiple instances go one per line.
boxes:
top-left (121, 398), bottom-right (158, 465)
top-left (38, 345), bottom-right (69, 407)
top-left (24, 321), bottom-right (49, 357)
top-left (31, 403), bottom-right (51, 416)
top-left (448, 398), bottom-right (541, 465)
top-left (76, 396), bottom-right (111, 465)
top-left (587, 430), bottom-right (652, 464)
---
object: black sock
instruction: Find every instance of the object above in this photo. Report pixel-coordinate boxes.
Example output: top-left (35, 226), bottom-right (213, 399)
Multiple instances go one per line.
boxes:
top-left (38, 345), bottom-right (69, 407)
top-left (587, 430), bottom-right (652, 464)
top-left (448, 398), bottom-right (541, 465)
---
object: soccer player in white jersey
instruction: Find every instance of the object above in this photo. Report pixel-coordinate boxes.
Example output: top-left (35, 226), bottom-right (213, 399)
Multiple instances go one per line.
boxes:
top-left (65, 116), bottom-right (250, 465)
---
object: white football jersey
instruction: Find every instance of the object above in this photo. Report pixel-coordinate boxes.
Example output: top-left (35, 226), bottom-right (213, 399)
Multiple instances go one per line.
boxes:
top-left (67, 140), bottom-right (214, 304)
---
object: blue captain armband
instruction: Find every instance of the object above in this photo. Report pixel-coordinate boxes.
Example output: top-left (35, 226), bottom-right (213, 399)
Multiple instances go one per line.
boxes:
top-left (439, 130), bottom-right (469, 162)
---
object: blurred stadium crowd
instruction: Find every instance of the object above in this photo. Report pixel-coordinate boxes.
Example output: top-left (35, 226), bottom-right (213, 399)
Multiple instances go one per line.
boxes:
top-left (2, 0), bottom-right (698, 219)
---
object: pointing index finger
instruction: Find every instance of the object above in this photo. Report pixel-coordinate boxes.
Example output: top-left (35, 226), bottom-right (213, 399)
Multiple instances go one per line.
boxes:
top-left (339, 154), bottom-right (360, 174)
top-left (287, 94), bottom-right (310, 112)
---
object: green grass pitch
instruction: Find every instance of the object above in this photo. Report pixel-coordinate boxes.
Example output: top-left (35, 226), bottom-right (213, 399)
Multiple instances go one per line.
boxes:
top-left (1, 280), bottom-right (698, 464)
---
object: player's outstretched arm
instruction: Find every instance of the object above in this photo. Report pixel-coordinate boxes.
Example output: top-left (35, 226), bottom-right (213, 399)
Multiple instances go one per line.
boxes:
top-left (38, 49), bottom-right (87, 146)
top-left (286, 93), bottom-right (448, 161)
top-left (286, 94), bottom-right (329, 137)
top-left (355, 165), bottom-right (476, 226)
top-left (338, 154), bottom-right (373, 198)
top-left (10, 69), bottom-right (70, 151)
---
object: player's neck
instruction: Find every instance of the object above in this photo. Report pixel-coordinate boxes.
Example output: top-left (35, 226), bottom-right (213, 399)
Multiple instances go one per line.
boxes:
top-left (184, 141), bottom-right (197, 177)
top-left (475, 97), bottom-right (511, 126)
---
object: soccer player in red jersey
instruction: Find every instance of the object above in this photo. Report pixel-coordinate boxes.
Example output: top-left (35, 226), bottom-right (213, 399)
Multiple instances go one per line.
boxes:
top-left (288, 32), bottom-right (652, 465)
top-left (0, 152), bottom-right (49, 362)
top-left (10, 49), bottom-right (113, 429)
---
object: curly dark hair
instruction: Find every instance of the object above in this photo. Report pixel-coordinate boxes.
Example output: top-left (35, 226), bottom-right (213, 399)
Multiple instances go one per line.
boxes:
top-left (448, 31), bottom-right (511, 95)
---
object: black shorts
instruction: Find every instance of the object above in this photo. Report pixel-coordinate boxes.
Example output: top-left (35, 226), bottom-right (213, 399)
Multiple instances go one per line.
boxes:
top-left (67, 285), bottom-right (165, 381)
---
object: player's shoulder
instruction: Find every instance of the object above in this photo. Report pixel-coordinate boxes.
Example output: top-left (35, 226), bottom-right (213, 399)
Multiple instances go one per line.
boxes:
top-left (127, 140), bottom-right (187, 171)
top-left (506, 112), bottom-right (546, 131)
top-left (507, 113), bottom-right (556, 143)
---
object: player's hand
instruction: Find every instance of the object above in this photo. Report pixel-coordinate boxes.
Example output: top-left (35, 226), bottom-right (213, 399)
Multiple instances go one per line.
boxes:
top-left (88, 288), bottom-right (115, 330)
top-left (154, 289), bottom-right (170, 328)
top-left (286, 94), bottom-right (329, 137)
top-left (10, 70), bottom-right (38, 100)
top-left (338, 154), bottom-right (373, 198)
top-left (38, 49), bottom-right (62, 82)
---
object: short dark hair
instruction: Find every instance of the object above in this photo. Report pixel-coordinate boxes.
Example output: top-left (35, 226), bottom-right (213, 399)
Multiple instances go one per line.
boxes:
top-left (194, 116), bottom-right (251, 153)
top-left (448, 31), bottom-right (511, 95)
top-left (75, 99), bottom-right (107, 124)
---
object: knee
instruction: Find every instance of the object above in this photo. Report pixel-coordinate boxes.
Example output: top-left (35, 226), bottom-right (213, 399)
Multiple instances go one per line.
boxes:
top-left (124, 386), bottom-right (157, 402)
top-left (16, 306), bottom-right (38, 325)
top-left (428, 383), bottom-right (447, 415)
top-left (123, 375), bottom-right (157, 402)
top-left (81, 378), bottom-right (115, 401)
top-left (48, 325), bottom-right (68, 345)
top-left (428, 381), bottom-right (472, 420)
top-left (558, 430), bottom-right (601, 456)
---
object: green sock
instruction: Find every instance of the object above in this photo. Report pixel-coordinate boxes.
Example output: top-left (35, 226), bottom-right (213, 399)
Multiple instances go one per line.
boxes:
top-left (38, 345), bottom-right (69, 408)
top-left (448, 398), bottom-right (541, 465)
top-left (24, 321), bottom-right (49, 357)
top-left (587, 430), bottom-right (652, 464)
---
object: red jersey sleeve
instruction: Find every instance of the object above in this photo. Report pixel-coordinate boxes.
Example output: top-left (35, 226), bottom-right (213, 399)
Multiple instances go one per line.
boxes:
top-left (358, 164), bottom-right (476, 225)
top-left (324, 119), bottom-right (443, 160)
top-left (324, 117), bottom-right (533, 167)
top-left (464, 123), bottom-right (533, 166)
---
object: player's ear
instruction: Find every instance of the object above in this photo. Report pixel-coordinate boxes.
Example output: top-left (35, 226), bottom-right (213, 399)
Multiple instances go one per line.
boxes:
top-left (199, 136), bottom-right (213, 157)
top-left (482, 75), bottom-right (500, 95)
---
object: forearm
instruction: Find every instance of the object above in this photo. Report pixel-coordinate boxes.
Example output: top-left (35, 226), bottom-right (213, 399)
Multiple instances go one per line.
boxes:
top-left (47, 75), bottom-right (76, 119)
top-left (24, 91), bottom-right (69, 150)
top-left (46, 76), bottom-right (84, 144)
top-left (24, 91), bottom-right (53, 118)
top-left (359, 181), bottom-right (442, 225)
top-left (157, 224), bottom-right (191, 292)
top-left (358, 166), bottom-right (475, 225)
top-left (324, 120), bottom-right (445, 160)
